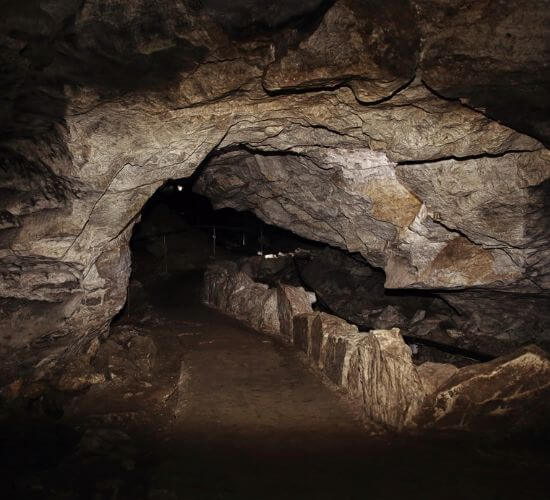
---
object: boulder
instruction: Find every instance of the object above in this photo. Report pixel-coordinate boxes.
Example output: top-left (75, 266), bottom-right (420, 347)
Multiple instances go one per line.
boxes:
top-left (263, 0), bottom-right (419, 101)
top-left (416, 362), bottom-right (458, 396)
top-left (293, 313), bottom-right (319, 356)
top-left (322, 328), bottom-right (365, 388)
top-left (425, 345), bottom-right (550, 430)
top-left (347, 328), bottom-right (425, 430)
top-left (202, 261), bottom-right (280, 335)
top-left (373, 305), bottom-right (408, 330)
top-left (232, 284), bottom-right (280, 335)
top-left (202, 261), bottom-right (242, 310)
top-left (277, 284), bottom-right (316, 343)
top-left (310, 313), bottom-right (358, 369)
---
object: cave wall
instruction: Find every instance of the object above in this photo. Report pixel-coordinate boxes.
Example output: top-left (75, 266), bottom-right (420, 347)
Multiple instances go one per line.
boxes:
top-left (0, 0), bottom-right (549, 365)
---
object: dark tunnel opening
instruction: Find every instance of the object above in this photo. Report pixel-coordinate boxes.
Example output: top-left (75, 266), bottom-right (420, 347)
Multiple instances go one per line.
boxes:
top-left (118, 178), bottom-right (494, 366)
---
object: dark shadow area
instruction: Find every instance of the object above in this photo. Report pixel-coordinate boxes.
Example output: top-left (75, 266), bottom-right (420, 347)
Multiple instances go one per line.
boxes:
top-left (124, 181), bottom-right (498, 365)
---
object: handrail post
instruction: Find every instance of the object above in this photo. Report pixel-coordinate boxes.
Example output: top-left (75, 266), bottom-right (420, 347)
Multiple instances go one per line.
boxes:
top-left (212, 226), bottom-right (216, 258)
top-left (163, 234), bottom-right (168, 273)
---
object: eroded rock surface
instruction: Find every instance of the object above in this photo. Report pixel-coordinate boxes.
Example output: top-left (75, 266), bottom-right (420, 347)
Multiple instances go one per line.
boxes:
top-left (347, 328), bottom-right (425, 429)
top-left (277, 284), bottom-right (316, 343)
top-left (1, 0), bottom-right (549, 381)
top-left (423, 346), bottom-right (550, 431)
top-left (203, 264), bottom-right (550, 432)
top-left (202, 261), bottom-right (280, 336)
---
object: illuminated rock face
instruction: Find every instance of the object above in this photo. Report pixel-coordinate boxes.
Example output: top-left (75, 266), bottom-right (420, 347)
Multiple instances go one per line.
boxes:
top-left (202, 262), bottom-right (550, 431)
top-left (0, 0), bottom-right (549, 368)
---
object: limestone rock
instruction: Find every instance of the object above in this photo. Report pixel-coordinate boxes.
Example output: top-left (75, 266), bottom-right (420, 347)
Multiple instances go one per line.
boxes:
top-left (196, 146), bottom-right (548, 293)
top-left (195, 148), bottom-right (550, 353)
top-left (310, 313), bottom-right (358, 369)
top-left (202, 261), bottom-right (241, 310)
top-left (229, 283), bottom-right (280, 336)
top-left (322, 327), bottom-right (365, 388)
top-left (202, 261), bottom-right (280, 336)
top-left (347, 328), bottom-right (425, 429)
top-left (276, 284), bottom-right (315, 343)
top-left (373, 305), bottom-right (408, 330)
top-left (425, 345), bottom-right (550, 430)
top-left (263, 0), bottom-right (419, 102)
top-left (416, 0), bottom-right (550, 145)
top-left (293, 313), bottom-right (319, 357)
top-left (0, 0), bottom-right (549, 376)
top-left (416, 362), bottom-right (458, 396)
top-left (394, 150), bottom-right (550, 291)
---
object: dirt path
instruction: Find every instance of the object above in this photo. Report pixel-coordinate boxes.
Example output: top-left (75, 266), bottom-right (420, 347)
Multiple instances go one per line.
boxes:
top-left (2, 269), bottom-right (549, 499)
top-left (119, 271), bottom-right (550, 499)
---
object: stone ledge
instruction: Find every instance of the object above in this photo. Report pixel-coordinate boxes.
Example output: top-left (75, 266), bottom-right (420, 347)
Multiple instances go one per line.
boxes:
top-left (202, 261), bottom-right (550, 433)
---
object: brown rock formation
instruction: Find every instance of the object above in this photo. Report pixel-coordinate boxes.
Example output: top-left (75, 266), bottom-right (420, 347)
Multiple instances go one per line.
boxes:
top-left (203, 262), bottom-right (550, 432)
top-left (347, 328), bottom-right (426, 429)
top-left (423, 346), bottom-right (550, 430)
top-left (277, 284), bottom-right (316, 343)
top-left (0, 0), bottom-right (549, 382)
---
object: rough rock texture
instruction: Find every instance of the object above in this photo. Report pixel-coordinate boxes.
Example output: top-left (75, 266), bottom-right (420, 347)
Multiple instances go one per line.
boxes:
top-left (204, 267), bottom-right (550, 432)
top-left (347, 328), bottom-right (426, 430)
top-left (196, 144), bottom-right (547, 285)
top-left (423, 346), bottom-right (550, 430)
top-left (202, 262), bottom-right (280, 336)
top-left (196, 150), bottom-right (550, 352)
top-left (276, 284), bottom-right (315, 343)
top-left (293, 313), bottom-right (319, 357)
top-left (297, 247), bottom-right (443, 327)
top-left (416, 362), bottom-right (459, 396)
top-left (310, 313), bottom-right (359, 370)
top-left (415, 0), bottom-right (550, 145)
top-left (1, 0), bottom-right (549, 376)
top-left (203, 262), bottom-right (426, 429)
top-left (292, 247), bottom-right (550, 356)
top-left (202, 260), bottom-right (320, 342)
top-left (321, 325), bottom-right (365, 389)
top-left (263, 0), bottom-right (419, 101)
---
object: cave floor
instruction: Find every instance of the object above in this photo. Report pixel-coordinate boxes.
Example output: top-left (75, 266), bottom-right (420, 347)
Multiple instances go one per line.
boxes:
top-left (2, 268), bottom-right (550, 499)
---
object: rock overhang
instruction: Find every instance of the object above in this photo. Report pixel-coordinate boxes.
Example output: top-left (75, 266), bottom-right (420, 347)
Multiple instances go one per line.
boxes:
top-left (0, 0), bottom-right (549, 363)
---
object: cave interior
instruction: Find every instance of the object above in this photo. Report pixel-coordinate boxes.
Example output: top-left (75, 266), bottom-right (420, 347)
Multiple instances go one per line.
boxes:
top-left (1, 0), bottom-right (550, 498)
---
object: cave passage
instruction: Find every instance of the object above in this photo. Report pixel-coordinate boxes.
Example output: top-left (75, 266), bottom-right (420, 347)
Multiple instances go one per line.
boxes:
top-left (2, 1), bottom-right (550, 497)
top-left (128, 181), bottom-right (491, 363)
top-left (80, 184), bottom-right (550, 498)
top-left (2, 180), bottom-right (550, 499)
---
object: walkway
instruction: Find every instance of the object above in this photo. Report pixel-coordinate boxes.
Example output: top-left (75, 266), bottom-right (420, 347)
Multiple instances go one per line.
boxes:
top-left (2, 269), bottom-right (548, 499)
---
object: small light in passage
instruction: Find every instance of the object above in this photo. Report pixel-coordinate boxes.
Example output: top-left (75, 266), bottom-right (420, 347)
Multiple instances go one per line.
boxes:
top-left (177, 185), bottom-right (183, 192)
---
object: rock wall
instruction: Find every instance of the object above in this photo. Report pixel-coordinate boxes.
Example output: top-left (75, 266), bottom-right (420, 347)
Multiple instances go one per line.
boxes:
top-left (202, 261), bottom-right (315, 341)
top-left (202, 261), bottom-right (550, 432)
top-left (1, 0), bottom-right (549, 373)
